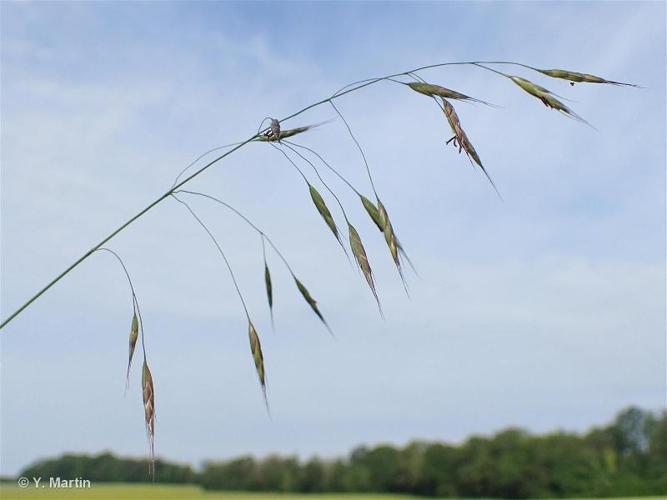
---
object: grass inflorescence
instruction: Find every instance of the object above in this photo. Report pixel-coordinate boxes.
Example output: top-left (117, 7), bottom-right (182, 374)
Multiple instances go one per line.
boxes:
top-left (0, 59), bottom-right (638, 476)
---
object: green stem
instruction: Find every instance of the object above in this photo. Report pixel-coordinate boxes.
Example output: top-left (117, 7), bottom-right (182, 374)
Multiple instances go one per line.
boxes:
top-left (171, 194), bottom-right (251, 320)
top-left (283, 141), bottom-right (362, 196)
top-left (96, 247), bottom-right (148, 362)
top-left (0, 59), bottom-right (528, 330)
top-left (176, 189), bottom-right (297, 277)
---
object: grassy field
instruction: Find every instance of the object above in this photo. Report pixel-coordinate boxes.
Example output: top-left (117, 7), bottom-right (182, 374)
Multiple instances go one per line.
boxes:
top-left (0, 484), bottom-right (663, 500)
top-left (0, 484), bottom-right (424, 500)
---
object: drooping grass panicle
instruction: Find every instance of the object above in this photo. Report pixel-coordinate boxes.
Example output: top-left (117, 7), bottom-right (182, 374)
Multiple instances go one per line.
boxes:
top-left (0, 58), bottom-right (638, 479)
top-left (441, 98), bottom-right (502, 199)
top-left (175, 190), bottom-right (333, 335)
top-left (0, 59), bottom-right (637, 333)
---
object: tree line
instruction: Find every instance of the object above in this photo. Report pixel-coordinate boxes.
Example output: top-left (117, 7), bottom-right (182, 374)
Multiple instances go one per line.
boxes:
top-left (19, 406), bottom-right (667, 497)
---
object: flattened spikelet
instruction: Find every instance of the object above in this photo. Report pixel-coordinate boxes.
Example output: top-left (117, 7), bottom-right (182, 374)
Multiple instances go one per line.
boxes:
top-left (360, 194), bottom-right (384, 231)
top-left (407, 81), bottom-right (492, 105)
top-left (142, 360), bottom-right (155, 478)
top-left (348, 223), bottom-right (381, 311)
top-left (536, 68), bottom-right (636, 87)
top-left (308, 183), bottom-right (340, 241)
top-left (509, 76), bottom-right (592, 127)
top-left (126, 311), bottom-right (139, 385)
top-left (510, 76), bottom-right (551, 98)
top-left (377, 200), bottom-right (407, 291)
top-left (362, 195), bottom-right (416, 277)
top-left (264, 262), bottom-right (273, 325)
top-left (294, 277), bottom-right (332, 335)
top-left (377, 201), bottom-right (398, 263)
top-left (248, 321), bottom-right (268, 406)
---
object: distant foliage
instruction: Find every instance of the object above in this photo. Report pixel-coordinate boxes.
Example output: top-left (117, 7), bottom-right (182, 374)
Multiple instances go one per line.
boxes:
top-left (20, 407), bottom-right (667, 497)
top-left (19, 452), bottom-right (195, 485)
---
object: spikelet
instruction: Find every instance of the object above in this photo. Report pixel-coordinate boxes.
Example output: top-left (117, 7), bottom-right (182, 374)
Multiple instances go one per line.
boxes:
top-left (407, 81), bottom-right (493, 105)
top-left (361, 195), bottom-right (417, 278)
top-left (509, 76), bottom-right (592, 127)
top-left (294, 277), bottom-right (332, 335)
top-left (264, 262), bottom-right (273, 326)
top-left (377, 200), bottom-right (409, 292)
top-left (441, 98), bottom-right (501, 197)
top-left (348, 223), bottom-right (381, 312)
top-left (126, 311), bottom-right (139, 386)
top-left (248, 321), bottom-right (268, 408)
top-left (377, 200), bottom-right (404, 284)
top-left (308, 183), bottom-right (340, 242)
top-left (510, 76), bottom-right (552, 97)
top-left (141, 360), bottom-right (155, 478)
top-left (360, 194), bottom-right (385, 232)
top-left (536, 68), bottom-right (636, 87)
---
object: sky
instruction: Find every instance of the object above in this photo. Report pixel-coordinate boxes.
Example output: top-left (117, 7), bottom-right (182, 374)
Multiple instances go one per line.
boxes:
top-left (1, 1), bottom-right (665, 476)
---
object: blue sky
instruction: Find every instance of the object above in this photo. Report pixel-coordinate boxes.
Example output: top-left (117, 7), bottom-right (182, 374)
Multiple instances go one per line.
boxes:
top-left (1, 1), bottom-right (665, 476)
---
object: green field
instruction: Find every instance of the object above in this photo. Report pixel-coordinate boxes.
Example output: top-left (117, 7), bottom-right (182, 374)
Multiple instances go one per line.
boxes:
top-left (0, 484), bottom-right (662, 500)
top-left (0, 484), bottom-right (425, 500)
